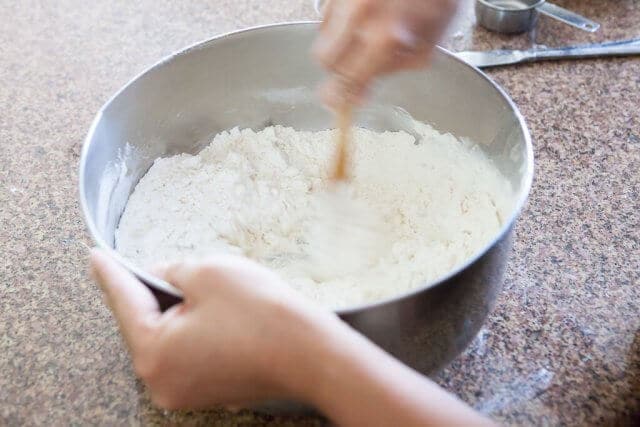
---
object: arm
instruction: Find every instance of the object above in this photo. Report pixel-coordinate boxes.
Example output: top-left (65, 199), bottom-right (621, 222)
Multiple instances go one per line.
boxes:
top-left (90, 249), bottom-right (493, 425)
top-left (282, 302), bottom-right (492, 426)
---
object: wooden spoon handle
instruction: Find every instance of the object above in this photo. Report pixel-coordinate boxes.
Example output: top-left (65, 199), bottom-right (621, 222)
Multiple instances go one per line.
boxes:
top-left (332, 104), bottom-right (353, 181)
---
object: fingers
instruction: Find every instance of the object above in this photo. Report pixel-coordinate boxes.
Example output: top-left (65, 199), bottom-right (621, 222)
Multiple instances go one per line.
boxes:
top-left (319, 76), bottom-right (367, 110)
top-left (314, 0), bottom-right (456, 109)
top-left (152, 260), bottom-right (209, 299)
top-left (387, 49), bottom-right (433, 72)
top-left (320, 41), bottom-right (432, 109)
top-left (314, 0), bottom-right (370, 71)
top-left (319, 0), bottom-right (334, 30)
top-left (90, 249), bottom-right (160, 350)
top-left (152, 254), bottom-right (291, 303)
top-left (340, 32), bottom-right (394, 88)
top-left (321, 26), bottom-right (404, 108)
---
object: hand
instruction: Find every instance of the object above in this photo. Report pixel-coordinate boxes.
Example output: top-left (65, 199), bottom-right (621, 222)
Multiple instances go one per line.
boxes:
top-left (89, 249), bottom-right (339, 410)
top-left (314, 0), bottom-right (457, 108)
top-left (91, 249), bottom-right (493, 425)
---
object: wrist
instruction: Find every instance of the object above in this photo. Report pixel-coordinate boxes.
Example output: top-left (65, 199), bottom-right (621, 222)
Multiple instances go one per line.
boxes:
top-left (269, 306), bottom-right (359, 404)
top-left (282, 313), bottom-right (382, 416)
top-left (263, 303), bottom-right (493, 427)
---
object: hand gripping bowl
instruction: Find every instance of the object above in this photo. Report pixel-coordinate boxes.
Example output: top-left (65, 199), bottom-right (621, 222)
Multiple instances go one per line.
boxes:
top-left (80, 22), bottom-right (533, 392)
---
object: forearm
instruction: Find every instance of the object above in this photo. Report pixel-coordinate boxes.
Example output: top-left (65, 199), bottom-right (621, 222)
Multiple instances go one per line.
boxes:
top-left (292, 318), bottom-right (493, 426)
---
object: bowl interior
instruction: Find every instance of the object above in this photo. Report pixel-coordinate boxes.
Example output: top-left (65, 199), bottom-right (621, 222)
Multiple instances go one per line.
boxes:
top-left (80, 22), bottom-right (532, 303)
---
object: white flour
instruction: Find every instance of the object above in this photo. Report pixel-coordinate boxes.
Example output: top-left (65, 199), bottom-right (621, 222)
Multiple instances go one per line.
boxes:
top-left (116, 125), bottom-right (513, 309)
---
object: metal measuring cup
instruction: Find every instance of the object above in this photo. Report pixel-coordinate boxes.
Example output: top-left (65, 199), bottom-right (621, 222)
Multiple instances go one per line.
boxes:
top-left (476, 0), bottom-right (600, 34)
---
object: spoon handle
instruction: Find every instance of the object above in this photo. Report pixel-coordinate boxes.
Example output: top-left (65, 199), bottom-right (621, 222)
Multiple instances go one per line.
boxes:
top-left (537, 2), bottom-right (600, 33)
top-left (332, 105), bottom-right (353, 182)
top-left (531, 37), bottom-right (640, 60)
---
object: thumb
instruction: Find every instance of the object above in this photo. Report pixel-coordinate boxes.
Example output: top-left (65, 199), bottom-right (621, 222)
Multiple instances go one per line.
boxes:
top-left (90, 248), bottom-right (160, 351)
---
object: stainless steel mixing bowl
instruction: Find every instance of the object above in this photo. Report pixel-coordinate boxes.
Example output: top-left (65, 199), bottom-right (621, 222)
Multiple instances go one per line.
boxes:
top-left (80, 22), bottom-right (533, 379)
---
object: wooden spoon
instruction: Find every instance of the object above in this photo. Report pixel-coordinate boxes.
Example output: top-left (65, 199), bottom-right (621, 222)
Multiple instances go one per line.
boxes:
top-left (331, 104), bottom-right (353, 181)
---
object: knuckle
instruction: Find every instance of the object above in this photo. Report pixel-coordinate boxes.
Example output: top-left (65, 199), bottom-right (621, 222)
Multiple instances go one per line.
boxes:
top-left (321, 54), bottom-right (337, 70)
top-left (334, 63), bottom-right (352, 80)
top-left (197, 263), bottom-right (220, 281)
top-left (344, 72), bottom-right (367, 90)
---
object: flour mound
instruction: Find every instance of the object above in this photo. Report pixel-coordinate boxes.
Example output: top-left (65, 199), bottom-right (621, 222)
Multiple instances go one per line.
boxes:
top-left (116, 125), bottom-right (513, 309)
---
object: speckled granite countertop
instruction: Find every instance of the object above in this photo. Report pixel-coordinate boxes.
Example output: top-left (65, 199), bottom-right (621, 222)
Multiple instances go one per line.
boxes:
top-left (1, 0), bottom-right (638, 425)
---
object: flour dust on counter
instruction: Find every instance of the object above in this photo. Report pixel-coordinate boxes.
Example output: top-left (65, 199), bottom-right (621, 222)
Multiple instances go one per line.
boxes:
top-left (116, 124), bottom-right (513, 309)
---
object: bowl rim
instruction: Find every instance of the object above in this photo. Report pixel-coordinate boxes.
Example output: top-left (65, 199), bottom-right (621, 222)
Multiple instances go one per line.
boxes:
top-left (476, 0), bottom-right (546, 12)
top-left (79, 21), bottom-right (534, 315)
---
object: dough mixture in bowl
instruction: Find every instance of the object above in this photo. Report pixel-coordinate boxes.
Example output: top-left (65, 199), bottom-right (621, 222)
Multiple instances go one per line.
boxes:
top-left (116, 124), bottom-right (513, 309)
